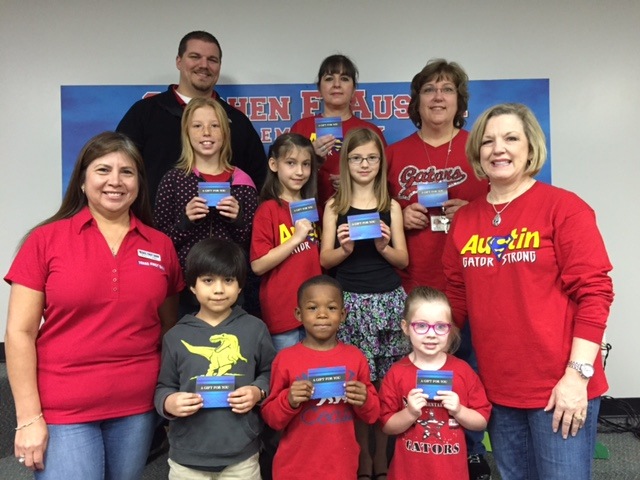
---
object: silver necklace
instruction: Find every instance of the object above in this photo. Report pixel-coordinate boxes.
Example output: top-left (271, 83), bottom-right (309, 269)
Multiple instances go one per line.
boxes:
top-left (106, 227), bottom-right (128, 257)
top-left (488, 179), bottom-right (536, 227)
top-left (491, 200), bottom-right (513, 227)
top-left (418, 129), bottom-right (454, 170)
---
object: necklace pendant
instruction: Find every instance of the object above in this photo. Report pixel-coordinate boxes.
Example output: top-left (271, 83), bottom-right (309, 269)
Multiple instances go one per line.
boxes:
top-left (492, 214), bottom-right (501, 227)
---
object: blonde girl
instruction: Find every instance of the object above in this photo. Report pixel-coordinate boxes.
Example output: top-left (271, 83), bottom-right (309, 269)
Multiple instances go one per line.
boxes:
top-left (320, 127), bottom-right (408, 478)
top-left (154, 97), bottom-right (258, 310)
top-left (379, 287), bottom-right (491, 480)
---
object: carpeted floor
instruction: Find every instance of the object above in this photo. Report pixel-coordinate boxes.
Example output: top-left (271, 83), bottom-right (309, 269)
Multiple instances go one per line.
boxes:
top-left (2, 435), bottom-right (639, 479)
top-left (1, 363), bottom-right (638, 479)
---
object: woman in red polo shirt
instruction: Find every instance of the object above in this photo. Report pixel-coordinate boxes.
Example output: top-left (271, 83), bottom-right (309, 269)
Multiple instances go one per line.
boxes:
top-left (5, 132), bottom-right (184, 480)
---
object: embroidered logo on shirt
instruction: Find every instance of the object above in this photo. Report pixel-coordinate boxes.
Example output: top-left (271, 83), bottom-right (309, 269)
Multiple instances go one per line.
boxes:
top-left (138, 249), bottom-right (161, 261)
top-left (138, 260), bottom-right (165, 271)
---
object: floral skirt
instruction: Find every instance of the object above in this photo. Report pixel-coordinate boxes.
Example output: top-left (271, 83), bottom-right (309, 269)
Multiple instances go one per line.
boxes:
top-left (337, 286), bottom-right (410, 381)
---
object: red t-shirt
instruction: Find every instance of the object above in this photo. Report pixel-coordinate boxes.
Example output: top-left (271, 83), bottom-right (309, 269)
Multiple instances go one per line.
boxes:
top-left (443, 182), bottom-right (614, 407)
top-left (5, 207), bottom-right (184, 423)
top-left (250, 199), bottom-right (322, 334)
top-left (290, 115), bottom-right (387, 207)
top-left (386, 130), bottom-right (488, 292)
top-left (379, 355), bottom-right (491, 480)
top-left (261, 342), bottom-right (380, 480)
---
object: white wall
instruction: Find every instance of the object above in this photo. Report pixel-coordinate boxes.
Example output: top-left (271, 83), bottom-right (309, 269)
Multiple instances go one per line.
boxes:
top-left (2, 0), bottom-right (638, 396)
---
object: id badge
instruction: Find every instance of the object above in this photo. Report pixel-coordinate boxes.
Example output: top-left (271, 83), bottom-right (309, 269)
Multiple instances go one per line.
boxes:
top-left (430, 214), bottom-right (450, 233)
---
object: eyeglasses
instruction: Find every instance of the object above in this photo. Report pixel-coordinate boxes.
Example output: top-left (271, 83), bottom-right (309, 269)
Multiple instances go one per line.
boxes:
top-left (347, 155), bottom-right (381, 165)
top-left (421, 86), bottom-right (456, 97)
top-left (410, 322), bottom-right (451, 336)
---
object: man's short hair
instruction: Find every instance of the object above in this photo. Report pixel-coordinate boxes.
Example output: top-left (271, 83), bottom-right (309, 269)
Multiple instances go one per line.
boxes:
top-left (178, 31), bottom-right (222, 59)
top-left (185, 238), bottom-right (247, 288)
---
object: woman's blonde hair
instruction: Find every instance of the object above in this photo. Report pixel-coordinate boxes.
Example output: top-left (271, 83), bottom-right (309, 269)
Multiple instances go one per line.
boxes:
top-left (331, 128), bottom-right (391, 215)
top-left (176, 97), bottom-right (232, 175)
top-left (466, 103), bottom-right (547, 180)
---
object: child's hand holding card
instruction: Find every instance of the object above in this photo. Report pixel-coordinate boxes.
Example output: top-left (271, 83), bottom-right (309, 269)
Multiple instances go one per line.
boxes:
top-left (308, 366), bottom-right (347, 400)
top-left (347, 212), bottom-right (382, 241)
top-left (416, 370), bottom-right (453, 399)
top-left (196, 376), bottom-right (235, 408)
top-left (290, 198), bottom-right (319, 223)
top-left (198, 182), bottom-right (231, 207)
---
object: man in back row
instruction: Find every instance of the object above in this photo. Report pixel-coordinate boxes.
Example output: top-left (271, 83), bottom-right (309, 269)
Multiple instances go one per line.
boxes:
top-left (117, 30), bottom-right (267, 204)
top-left (116, 30), bottom-right (269, 476)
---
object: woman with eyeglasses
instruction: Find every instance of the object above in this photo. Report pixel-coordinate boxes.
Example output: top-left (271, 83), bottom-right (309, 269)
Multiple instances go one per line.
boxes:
top-left (387, 59), bottom-right (487, 294)
top-left (443, 103), bottom-right (613, 479)
top-left (386, 59), bottom-right (491, 480)
top-left (290, 54), bottom-right (386, 207)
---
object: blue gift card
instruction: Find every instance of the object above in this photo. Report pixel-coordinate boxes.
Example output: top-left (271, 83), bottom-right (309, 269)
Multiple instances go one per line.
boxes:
top-left (290, 198), bottom-right (319, 223)
top-left (315, 116), bottom-right (343, 141)
top-left (198, 182), bottom-right (231, 207)
top-left (417, 182), bottom-right (449, 208)
top-left (348, 212), bottom-right (382, 240)
top-left (308, 366), bottom-right (347, 400)
top-left (196, 376), bottom-right (235, 408)
top-left (416, 370), bottom-right (453, 399)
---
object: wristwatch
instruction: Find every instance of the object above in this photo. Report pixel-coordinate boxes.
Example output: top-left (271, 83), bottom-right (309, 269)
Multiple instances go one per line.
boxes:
top-left (567, 361), bottom-right (595, 379)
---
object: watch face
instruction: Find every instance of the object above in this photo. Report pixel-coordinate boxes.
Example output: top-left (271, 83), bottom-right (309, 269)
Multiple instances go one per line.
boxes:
top-left (581, 364), bottom-right (595, 378)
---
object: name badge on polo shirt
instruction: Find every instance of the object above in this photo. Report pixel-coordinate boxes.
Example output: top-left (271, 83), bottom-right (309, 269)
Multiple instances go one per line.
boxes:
top-left (138, 249), bottom-right (161, 261)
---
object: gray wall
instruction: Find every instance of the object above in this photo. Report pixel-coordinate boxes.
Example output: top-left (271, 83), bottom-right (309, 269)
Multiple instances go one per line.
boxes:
top-left (1, 0), bottom-right (638, 396)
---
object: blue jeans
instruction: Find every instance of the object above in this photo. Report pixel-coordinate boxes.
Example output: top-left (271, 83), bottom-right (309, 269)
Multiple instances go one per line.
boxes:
top-left (454, 321), bottom-right (487, 457)
top-left (271, 326), bottom-right (306, 353)
top-left (488, 398), bottom-right (600, 480)
top-left (36, 410), bottom-right (156, 480)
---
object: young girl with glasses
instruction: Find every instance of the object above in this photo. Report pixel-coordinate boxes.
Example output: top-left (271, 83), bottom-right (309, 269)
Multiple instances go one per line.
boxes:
top-left (320, 127), bottom-right (408, 479)
top-left (378, 286), bottom-right (491, 480)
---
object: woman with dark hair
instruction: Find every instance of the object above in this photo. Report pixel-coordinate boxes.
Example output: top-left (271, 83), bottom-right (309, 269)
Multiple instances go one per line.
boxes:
top-left (5, 132), bottom-right (184, 479)
top-left (386, 59), bottom-right (491, 479)
top-left (290, 54), bottom-right (386, 207)
top-left (444, 103), bottom-right (613, 479)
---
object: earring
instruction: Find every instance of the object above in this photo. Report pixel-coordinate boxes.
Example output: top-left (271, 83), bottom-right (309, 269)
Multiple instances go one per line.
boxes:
top-left (81, 186), bottom-right (85, 194)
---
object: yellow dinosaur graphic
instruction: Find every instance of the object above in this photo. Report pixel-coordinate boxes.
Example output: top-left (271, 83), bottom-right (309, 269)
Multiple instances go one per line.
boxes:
top-left (182, 333), bottom-right (248, 376)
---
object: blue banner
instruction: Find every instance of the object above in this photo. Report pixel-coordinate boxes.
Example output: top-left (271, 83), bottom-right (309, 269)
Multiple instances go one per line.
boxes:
top-left (61, 79), bottom-right (550, 193)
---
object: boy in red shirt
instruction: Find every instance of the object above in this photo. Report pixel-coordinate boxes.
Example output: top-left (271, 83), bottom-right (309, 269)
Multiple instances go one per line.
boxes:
top-left (261, 275), bottom-right (380, 479)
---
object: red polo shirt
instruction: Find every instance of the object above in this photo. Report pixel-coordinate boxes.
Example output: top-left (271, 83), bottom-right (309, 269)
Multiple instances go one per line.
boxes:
top-left (5, 207), bottom-right (184, 424)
